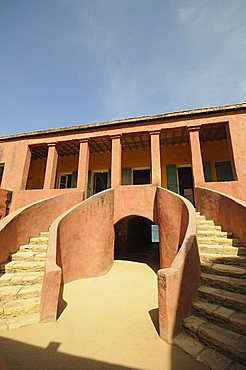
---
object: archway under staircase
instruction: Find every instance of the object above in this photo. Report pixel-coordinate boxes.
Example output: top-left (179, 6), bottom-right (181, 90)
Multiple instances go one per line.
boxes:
top-left (114, 215), bottom-right (160, 273)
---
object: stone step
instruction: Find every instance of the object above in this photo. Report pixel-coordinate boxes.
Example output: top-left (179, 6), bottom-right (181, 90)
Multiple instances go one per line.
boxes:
top-left (197, 224), bottom-right (222, 231)
top-left (1, 312), bottom-right (40, 330)
top-left (19, 243), bottom-right (48, 252)
top-left (198, 285), bottom-right (246, 312)
top-left (29, 236), bottom-right (49, 244)
top-left (1, 297), bottom-right (40, 317)
top-left (201, 262), bottom-right (246, 278)
top-left (0, 272), bottom-right (44, 286)
top-left (0, 230), bottom-right (48, 331)
top-left (39, 231), bottom-right (49, 237)
top-left (11, 251), bottom-right (46, 261)
top-left (200, 253), bottom-right (246, 267)
top-left (196, 215), bottom-right (208, 221)
top-left (183, 315), bottom-right (246, 364)
top-left (197, 221), bottom-right (216, 227)
top-left (0, 284), bottom-right (42, 301)
top-left (197, 237), bottom-right (243, 247)
top-left (197, 230), bottom-right (233, 238)
top-left (199, 245), bottom-right (246, 256)
top-left (201, 272), bottom-right (246, 294)
top-left (0, 260), bottom-right (45, 272)
top-left (192, 299), bottom-right (246, 336)
top-left (174, 332), bottom-right (235, 370)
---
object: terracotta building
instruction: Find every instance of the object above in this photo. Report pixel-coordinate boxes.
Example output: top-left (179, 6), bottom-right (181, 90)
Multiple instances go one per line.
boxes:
top-left (0, 103), bottom-right (246, 366)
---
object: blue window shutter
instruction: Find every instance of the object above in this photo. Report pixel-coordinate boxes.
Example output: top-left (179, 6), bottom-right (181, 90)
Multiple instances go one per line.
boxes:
top-left (203, 162), bottom-right (212, 182)
top-left (166, 165), bottom-right (178, 193)
top-left (71, 171), bottom-right (78, 188)
top-left (215, 161), bottom-right (233, 181)
top-left (122, 168), bottom-right (132, 185)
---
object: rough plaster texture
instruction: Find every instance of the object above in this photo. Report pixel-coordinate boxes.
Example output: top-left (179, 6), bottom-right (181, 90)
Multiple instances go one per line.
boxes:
top-left (58, 189), bottom-right (114, 283)
top-left (204, 181), bottom-right (246, 203)
top-left (157, 189), bottom-right (200, 343)
top-left (41, 189), bottom-right (115, 322)
top-left (114, 185), bottom-right (157, 224)
top-left (228, 115), bottom-right (246, 180)
top-left (10, 188), bottom-right (79, 211)
top-left (196, 186), bottom-right (246, 245)
top-left (157, 187), bottom-right (186, 268)
top-left (0, 192), bottom-right (83, 264)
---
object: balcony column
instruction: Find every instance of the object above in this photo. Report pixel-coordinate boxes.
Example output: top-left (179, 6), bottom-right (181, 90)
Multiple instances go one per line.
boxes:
top-left (150, 131), bottom-right (162, 186)
top-left (43, 143), bottom-right (58, 189)
top-left (111, 135), bottom-right (122, 188)
top-left (77, 139), bottom-right (90, 196)
top-left (19, 145), bottom-right (32, 190)
top-left (188, 126), bottom-right (205, 187)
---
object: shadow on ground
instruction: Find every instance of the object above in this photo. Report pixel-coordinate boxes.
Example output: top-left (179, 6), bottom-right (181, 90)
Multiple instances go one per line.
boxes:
top-left (148, 308), bottom-right (160, 335)
top-left (115, 251), bottom-right (160, 273)
top-left (0, 338), bottom-right (139, 370)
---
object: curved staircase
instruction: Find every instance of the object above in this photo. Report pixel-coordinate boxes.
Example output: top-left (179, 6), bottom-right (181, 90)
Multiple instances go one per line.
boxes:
top-left (0, 231), bottom-right (48, 330)
top-left (175, 212), bottom-right (246, 370)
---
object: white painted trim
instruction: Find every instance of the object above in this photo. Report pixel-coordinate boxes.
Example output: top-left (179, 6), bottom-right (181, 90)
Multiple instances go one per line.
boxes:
top-left (56, 172), bottom-right (73, 189)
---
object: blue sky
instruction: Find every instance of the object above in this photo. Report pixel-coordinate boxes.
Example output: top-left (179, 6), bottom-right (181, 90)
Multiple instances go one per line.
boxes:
top-left (0, 0), bottom-right (245, 136)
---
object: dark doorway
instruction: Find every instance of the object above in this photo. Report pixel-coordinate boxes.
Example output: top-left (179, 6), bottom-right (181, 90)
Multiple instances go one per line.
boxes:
top-left (114, 216), bottom-right (159, 272)
top-left (93, 172), bottom-right (109, 194)
top-left (133, 169), bottom-right (151, 185)
top-left (177, 167), bottom-right (194, 204)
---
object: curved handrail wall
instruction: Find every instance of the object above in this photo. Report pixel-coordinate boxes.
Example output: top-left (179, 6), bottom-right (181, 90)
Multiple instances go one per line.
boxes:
top-left (157, 187), bottom-right (200, 343)
top-left (196, 186), bottom-right (246, 245)
top-left (40, 185), bottom-right (200, 340)
top-left (0, 191), bottom-right (83, 264)
top-left (40, 189), bottom-right (115, 322)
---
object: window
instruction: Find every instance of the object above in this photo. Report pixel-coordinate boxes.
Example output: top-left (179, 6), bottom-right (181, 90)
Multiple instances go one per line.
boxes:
top-left (121, 168), bottom-right (151, 185)
top-left (133, 169), bottom-right (151, 184)
top-left (56, 173), bottom-right (78, 189)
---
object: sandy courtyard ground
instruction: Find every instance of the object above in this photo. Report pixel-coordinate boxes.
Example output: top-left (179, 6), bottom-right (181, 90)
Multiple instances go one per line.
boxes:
top-left (0, 261), bottom-right (206, 370)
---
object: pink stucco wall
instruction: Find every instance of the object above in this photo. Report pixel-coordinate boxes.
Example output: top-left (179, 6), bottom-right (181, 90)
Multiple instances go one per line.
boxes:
top-left (40, 185), bottom-right (200, 342)
top-left (40, 189), bottom-right (115, 322)
top-left (58, 189), bottom-right (114, 283)
top-left (203, 181), bottom-right (246, 203)
top-left (0, 191), bottom-right (83, 263)
top-left (42, 186), bottom-right (159, 323)
top-left (1, 109), bottom-right (246, 204)
top-left (10, 188), bottom-right (80, 212)
top-left (157, 188), bottom-right (200, 343)
top-left (196, 186), bottom-right (246, 246)
top-left (157, 187), bottom-right (187, 268)
top-left (114, 185), bottom-right (157, 224)
top-left (228, 115), bottom-right (246, 181)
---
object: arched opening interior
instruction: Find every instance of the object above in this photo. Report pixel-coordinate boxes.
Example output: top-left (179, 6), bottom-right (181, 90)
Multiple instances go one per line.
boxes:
top-left (114, 216), bottom-right (160, 272)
